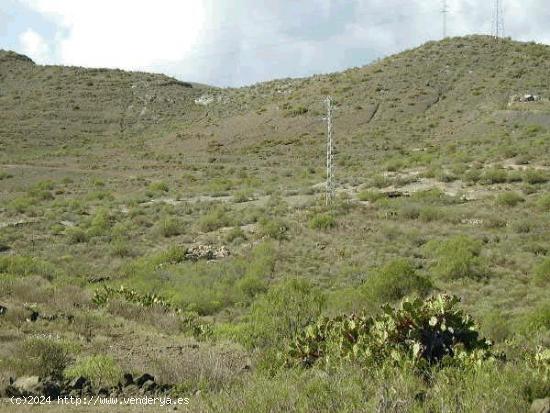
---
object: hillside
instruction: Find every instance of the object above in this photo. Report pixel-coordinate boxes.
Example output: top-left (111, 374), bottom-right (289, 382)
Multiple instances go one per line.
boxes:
top-left (0, 35), bottom-right (549, 412)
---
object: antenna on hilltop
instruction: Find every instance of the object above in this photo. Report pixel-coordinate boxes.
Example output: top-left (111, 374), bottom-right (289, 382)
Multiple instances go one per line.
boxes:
top-left (441, 0), bottom-right (448, 39)
top-left (325, 96), bottom-right (335, 206)
top-left (492, 0), bottom-right (504, 39)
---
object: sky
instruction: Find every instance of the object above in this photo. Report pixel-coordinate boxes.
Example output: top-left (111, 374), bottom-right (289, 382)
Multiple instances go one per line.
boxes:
top-left (1, 0), bottom-right (550, 87)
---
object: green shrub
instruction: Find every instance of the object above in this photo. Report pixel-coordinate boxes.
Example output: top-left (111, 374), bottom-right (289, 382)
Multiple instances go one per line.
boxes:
top-left (197, 206), bottom-right (232, 232)
top-left (464, 169), bottom-right (481, 183)
top-left (8, 196), bottom-right (33, 213)
top-left (233, 190), bottom-right (253, 203)
top-left (10, 338), bottom-right (74, 379)
top-left (533, 258), bottom-right (550, 286)
top-left (249, 278), bottom-right (325, 348)
top-left (65, 355), bottom-right (122, 388)
top-left (363, 259), bottom-right (432, 304)
top-left (519, 303), bottom-right (550, 333)
top-left (308, 213), bottom-right (336, 230)
top-left (425, 236), bottom-right (486, 280)
top-left (524, 169), bottom-right (548, 184)
top-left (0, 171), bottom-right (13, 180)
top-left (158, 216), bottom-right (184, 237)
top-left (537, 193), bottom-right (550, 211)
top-left (419, 206), bottom-right (444, 222)
top-left (482, 168), bottom-right (508, 184)
top-left (0, 255), bottom-right (59, 280)
top-left (401, 204), bottom-right (420, 220)
top-left (357, 190), bottom-right (384, 202)
top-left (495, 191), bottom-right (524, 207)
top-left (225, 227), bottom-right (246, 243)
top-left (66, 227), bottom-right (89, 244)
top-left (258, 217), bottom-right (289, 240)
top-left (87, 208), bottom-right (112, 237)
top-left (148, 181), bottom-right (169, 192)
top-left (110, 238), bottom-right (132, 257)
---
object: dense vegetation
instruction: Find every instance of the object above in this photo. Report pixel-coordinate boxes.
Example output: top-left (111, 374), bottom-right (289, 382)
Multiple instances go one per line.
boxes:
top-left (0, 35), bottom-right (549, 411)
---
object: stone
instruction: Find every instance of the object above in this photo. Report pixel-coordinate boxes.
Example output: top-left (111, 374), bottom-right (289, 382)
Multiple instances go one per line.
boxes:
top-left (122, 373), bottom-right (134, 387)
top-left (40, 378), bottom-right (61, 398)
top-left (68, 376), bottom-right (87, 390)
top-left (6, 376), bottom-right (41, 396)
top-left (531, 398), bottom-right (550, 413)
top-left (185, 245), bottom-right (230, 261)
top-left (135, 373), bottom-right (155, 387)
top-left (0, 305), bottom-right (6, 316)
top-left (141, 380), bottom-right (157, 393)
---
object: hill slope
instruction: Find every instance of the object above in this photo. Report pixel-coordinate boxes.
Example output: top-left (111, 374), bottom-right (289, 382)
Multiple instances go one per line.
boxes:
top-left (0, 36), bottom-right (549, 412)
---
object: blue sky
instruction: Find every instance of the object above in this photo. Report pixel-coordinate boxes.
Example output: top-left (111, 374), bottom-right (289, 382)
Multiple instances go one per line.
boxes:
top-left (1, 0), bottom-right (550, 87)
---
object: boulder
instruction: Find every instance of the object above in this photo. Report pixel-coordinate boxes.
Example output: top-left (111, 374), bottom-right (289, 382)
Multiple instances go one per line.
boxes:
top-left (531, 398), bottom-right (550, 413)
top-left (141, 380), bottom-right (157, 393)
top-left (5, 376), bottom-right (41, 397)
top-left (40, 378), bottom-right (61, 398)
top-left (68, 376), bottom-right (87, 390)
top-left (122, 373), bottom-right (134, 387)
top-left (135, 373), bottom-right (155, 387)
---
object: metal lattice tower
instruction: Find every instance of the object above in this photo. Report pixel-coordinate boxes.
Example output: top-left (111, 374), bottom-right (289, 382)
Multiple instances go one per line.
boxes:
top-left (442, 0), bottom-right (448, 39)
top-left (325, 96), bottom-right (335, 206)
top-left (493, 0), bottom-right (504, 39)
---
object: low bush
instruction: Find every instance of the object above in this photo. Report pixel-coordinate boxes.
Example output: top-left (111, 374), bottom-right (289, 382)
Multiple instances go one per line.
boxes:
top-left (66, 227), bottom-right (89, 244)
top-left (533, 258), bottom-right (550, 286)
top-left (538, 193), bottom-right (550, 211)
top-left (482, 168), bottom-right (508, 184)
top-left (157, 216), bottom-right (185, 237)
top-left (6, 338), bottom-right (74, 379)
top-left (424, 235), bottom-right (487, 280)
top-left (197, 206), bottom-right (232, 232)
top-left (248, 278), bottom-right (325, 348)
top-left (308, 213), bottom-right (336, 230)
top-left (258, 217), bottom-right (289, 241)
top-left (357, 190), bottom-right (384, 202)
top-left (363, 259), bottom-right (432, 304)
top-left (65, 355), bottom-right (122, 388)
top-left (225, 227), bottom-right (246, 243)
top-left (524, 169), bottom-right (548, 184)
top-left (495, 191), bottom-right (524, 207)
top-left (0, 255), bottom-right (59, 280)
top-left (148, 181), bottom-right (169, 192)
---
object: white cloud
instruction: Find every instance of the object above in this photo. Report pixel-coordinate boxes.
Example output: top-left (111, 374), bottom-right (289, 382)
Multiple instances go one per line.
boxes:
top-left (19, 28), bottom-right (50, 62)
top-left (19, 0), bottom-right (206, 70)
top-left (13, 0), bottom-right (550, 86)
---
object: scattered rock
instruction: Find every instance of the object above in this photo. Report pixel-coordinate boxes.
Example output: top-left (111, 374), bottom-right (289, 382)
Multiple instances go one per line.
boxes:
top-left (531, 398), bottom-right (550, 413)
top-left (185, 245), bottom-right (230, 261)
top-left (2, 372), bottom-right (170, 399)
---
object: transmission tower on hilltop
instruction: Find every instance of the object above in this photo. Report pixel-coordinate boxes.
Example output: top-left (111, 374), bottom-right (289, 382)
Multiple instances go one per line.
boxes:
top-left (441, 0), bottom-right (448, 39)
top-left (325, 96), bottom-right (335, 206)
top-left (492, 0), bottom-right (505, 39)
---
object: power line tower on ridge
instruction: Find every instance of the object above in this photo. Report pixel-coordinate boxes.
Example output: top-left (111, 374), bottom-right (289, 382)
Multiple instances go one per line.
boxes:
top-left (441, 0), bottom-right (448, 39)
top-left (325, 96), bottom-right (335, 206)
top-left (493, 0), bottom-right (505, 39)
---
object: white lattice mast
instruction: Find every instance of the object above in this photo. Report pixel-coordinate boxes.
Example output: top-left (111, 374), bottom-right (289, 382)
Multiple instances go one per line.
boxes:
top-left (493, 0), bottom-right (504, 39)
top-left (325, 96), bottom-right (335, 206)
top-left (442, 0), bottom-right (448, 39)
